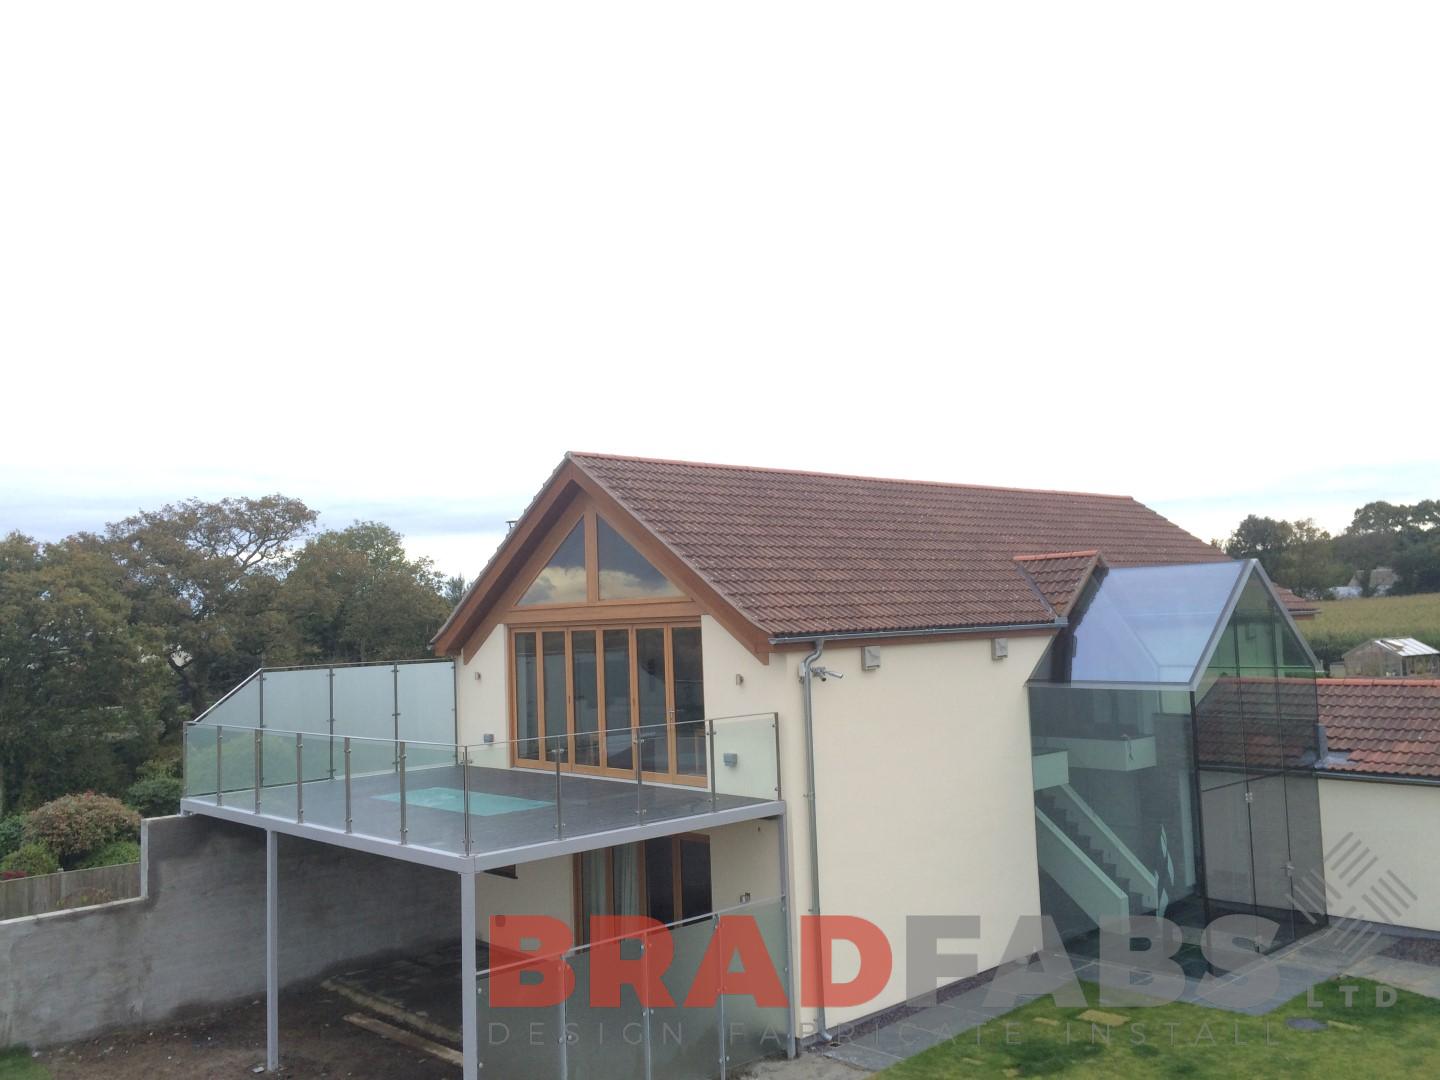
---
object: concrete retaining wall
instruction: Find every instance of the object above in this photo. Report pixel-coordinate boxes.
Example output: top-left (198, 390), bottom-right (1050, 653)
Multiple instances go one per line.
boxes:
top-left (0, 814), bottom-right (460, 1048)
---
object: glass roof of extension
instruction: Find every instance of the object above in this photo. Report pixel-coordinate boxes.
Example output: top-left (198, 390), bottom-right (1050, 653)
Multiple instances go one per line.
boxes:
top-left (1043, 560), bottom-right (1259, 689)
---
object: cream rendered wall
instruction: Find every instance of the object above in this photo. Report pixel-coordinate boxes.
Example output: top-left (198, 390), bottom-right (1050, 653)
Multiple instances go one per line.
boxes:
top-left (705, 818), bottom-right (782, 910)
top-left (457, 622), bottom-right (509, 766)
top-left (474, 853), bottom-right (576, 946)
top-left (700, 615), bottom-right (1048, 1033)
top-left (1319, 777), bottom-right (1440, 933)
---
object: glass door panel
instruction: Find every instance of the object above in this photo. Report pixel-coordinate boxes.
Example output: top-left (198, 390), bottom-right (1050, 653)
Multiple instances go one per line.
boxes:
top-left (542, 631), bottom-right (569, 764)
top-left (514, 632), bottom-right (540, 760)
top-left (603, 629), bottom-right (633, 771)
top-left (572, 630), bottom-right (601, 768)
top-left (636, 628), bottom-right (669, 774)
top-left (672, 626), bottom-right (706, 777)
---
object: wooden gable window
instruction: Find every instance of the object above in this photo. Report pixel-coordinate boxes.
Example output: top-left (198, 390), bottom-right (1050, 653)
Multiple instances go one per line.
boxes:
top-left (507, 500), bottom-right (706, 786)
top-left (517, 520), bottom-right (587, 605)
top-left (511, 507), bottom-right (683, 611)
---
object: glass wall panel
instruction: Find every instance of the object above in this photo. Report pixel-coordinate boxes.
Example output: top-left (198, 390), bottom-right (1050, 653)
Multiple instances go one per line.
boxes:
top-left (721, 899), bottom-right (791, 1071)
top-left (648, 918), bottom-right (721, 1080)
top-left (566, 944), bottom-right (647, 1080)
top-left (603, 630), bottom-right (633, 771)
top-left (637, 629), bottom-right (669, 774)
top-left (259, 669), bottom-right (330, 734)
top-left (672, 627), bottom-right (706, 777)
top-left (597, 517), bottom-right (681, 600)
top-left (572, 631), bottom-right (601, 768)
top-left (197, 674), bottom-right (261, 730)
top-left (395, 660), bottom-right (456, 745)
top-left (185, 724), bottom-right (218, 799)
top-left (477, 963), bottom-right (565, 1077)
top-left (1028, 685), bottom-right (1203, 947)
top-left (515, 632), bottom-right (540, 761)
top-left (518, 520), bottom-right (587, 606)
top-left (330, 663), bottom-right (396, 742)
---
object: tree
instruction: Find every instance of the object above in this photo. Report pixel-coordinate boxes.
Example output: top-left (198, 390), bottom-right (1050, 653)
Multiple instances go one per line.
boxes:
top-left (96, 496), bottom-right (317, 721)
top-left (0, 534), bottom-right (173, 813)
top-left (1223, 516), bottom-right (1295, 578)
top-left (280, 522), bottom-right (452, 663)
top-left (1272, 519), bottom-right (1347, 599)
top-left (443, 574), bottom-right (469, 609)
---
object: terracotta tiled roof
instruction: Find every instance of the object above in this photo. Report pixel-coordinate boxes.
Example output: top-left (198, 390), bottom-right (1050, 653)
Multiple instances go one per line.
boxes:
top-left (1271, 584), bottom-right (1320, 619)
top-left (1014, 551), bottom-right (1105, 618)
top-left (1318, 679), bottom-right (1440, 779)
top-left (568, 453), bottom-right (1229, 637)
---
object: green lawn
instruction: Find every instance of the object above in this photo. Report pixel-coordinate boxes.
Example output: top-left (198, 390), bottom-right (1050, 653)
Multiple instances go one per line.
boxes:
top-left (0, 1049), bottom-right (49, 1080)
top-left (1300, 592), bottom-right (1440, 667)
top-left (878, 979), bottom-right (1440, 1078)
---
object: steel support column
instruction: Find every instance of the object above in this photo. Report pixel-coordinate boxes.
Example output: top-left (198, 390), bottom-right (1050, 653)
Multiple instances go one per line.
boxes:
top-left (460, 870), bottom-right (478, 1080)
top-left (266, 829), bottom-right (279, 1071)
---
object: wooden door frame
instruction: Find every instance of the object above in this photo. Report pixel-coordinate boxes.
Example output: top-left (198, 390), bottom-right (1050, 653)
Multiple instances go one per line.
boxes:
top-left (507, 621), bottom-right (707, 788)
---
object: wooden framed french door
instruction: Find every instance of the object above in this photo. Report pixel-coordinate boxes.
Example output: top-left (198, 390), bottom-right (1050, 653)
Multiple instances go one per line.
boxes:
top-left (509, 623), bottom-right (706, 786)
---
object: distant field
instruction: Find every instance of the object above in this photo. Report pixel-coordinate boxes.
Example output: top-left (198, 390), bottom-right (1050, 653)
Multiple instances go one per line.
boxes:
top-left (1300, 592), bottom-right (1440, 668)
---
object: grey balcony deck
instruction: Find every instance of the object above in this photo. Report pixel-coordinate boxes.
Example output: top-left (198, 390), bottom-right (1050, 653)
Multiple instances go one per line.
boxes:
top-left (181, 762), bottom-right (781, 870)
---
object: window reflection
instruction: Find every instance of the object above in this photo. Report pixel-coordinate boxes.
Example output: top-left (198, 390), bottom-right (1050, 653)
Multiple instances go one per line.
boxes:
top-left (518, 521), bottom-right (587, 605)
top-left (597, 517), bottom-right (681, 600)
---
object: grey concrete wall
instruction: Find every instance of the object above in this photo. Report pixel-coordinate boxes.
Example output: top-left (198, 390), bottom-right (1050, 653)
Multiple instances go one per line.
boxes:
top-left (0, 815), bottom-right (460, 1048)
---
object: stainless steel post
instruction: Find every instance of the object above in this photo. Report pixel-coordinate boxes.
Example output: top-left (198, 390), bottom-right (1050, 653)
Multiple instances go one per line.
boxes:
top-left (708, 716), bottom-right (718, 811)
top-left (295, 734), bottom-right (304, 823)
top-left (343, 737), bottom-right (353, 834)
top-left (460, 745), bottom-right (472, 855)
top-left (399, 740), bottom-right (408, 844)
top-left (715, 912), bottom-right (727, 1079)
top-left (215, 726), bottom-right (224, 808)
top-left (635, 732), bottom-right (644, 820)
top-left (554, 750), bottom-right (563, 838)
top-left (254, 729), bottom-right (262, 813)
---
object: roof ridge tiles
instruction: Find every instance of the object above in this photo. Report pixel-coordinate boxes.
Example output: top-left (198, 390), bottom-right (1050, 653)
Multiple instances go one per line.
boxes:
top-left (567, 450), bottom-right (1139, 502)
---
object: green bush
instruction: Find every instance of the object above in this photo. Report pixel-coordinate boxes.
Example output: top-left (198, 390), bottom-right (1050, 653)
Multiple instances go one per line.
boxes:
top-left (125, 775), bottom-right (183, 818)
top-left (22, 793), bottom-right (140, 865)
top-left (0, 814), bottom-right (26, 860)
top-left (137, 751), bottom-right (181, 781)
top-left (76, 840), bottom-right (142, 869)
top-left (0, 843), bottom-right (60, 876)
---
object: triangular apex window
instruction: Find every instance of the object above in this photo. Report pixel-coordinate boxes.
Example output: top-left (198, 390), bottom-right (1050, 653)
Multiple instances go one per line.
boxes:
top-left (518, 521), bottom-right (586, 605)
top-left (597, 516), bottom-right (681, 600)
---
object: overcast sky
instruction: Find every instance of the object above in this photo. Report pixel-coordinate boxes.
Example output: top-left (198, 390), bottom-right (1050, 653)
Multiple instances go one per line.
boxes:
top-left (2, 3), bottom-right (1436, 581)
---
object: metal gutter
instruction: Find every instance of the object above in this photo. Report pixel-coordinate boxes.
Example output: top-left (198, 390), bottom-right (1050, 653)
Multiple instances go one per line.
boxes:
top-left (769, 620), bottom-right (1064, 646)
top-left (1316, 770), bottom-right (1440, 789)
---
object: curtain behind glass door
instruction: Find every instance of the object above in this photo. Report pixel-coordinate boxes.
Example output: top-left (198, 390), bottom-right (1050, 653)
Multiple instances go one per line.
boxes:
top-left (542, 631), bottom-right (568, 763)
top-left (572, 630), bottom-right (600, 767)
top-left (672, 626), bottom-right (705, 777)
top-left (636, 628), bottom-right (669, 774)
top-left (603, 629), bottom-right (633, 770)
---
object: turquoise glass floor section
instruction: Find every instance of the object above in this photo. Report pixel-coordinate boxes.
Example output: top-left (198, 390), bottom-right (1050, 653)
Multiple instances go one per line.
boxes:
top-left (375, 786), bottom-right (552, 816)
